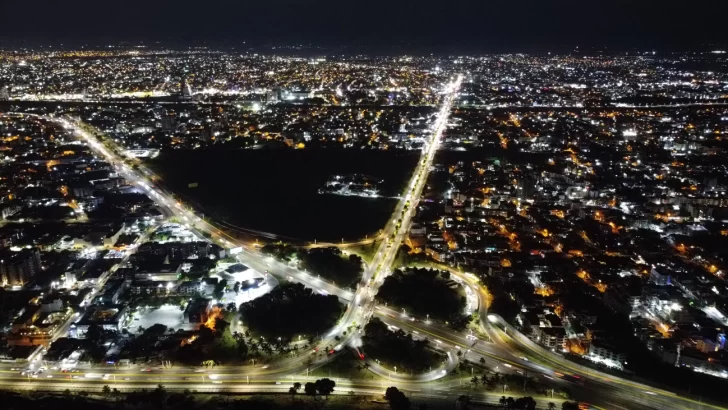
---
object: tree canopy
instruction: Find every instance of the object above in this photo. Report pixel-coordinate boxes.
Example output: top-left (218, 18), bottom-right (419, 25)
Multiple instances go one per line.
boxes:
top-left (239, 282), bottom-right (343, 339)
top-left (362, 317), bottom-right (440, 373)
top-left (385, 386), bottom-right (410, 410)
top-left (298, 247), bottom-right (363, 288)
top-left (376, 267), bottom-right (465, 321)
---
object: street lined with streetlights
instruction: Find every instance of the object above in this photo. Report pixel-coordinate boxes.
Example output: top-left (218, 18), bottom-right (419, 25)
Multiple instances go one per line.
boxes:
top-left (6, 74), bottom-right (726, 410)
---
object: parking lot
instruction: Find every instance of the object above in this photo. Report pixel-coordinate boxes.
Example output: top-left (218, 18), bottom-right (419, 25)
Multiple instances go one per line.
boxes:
top-left (130, 305), bottom-right (196, 333)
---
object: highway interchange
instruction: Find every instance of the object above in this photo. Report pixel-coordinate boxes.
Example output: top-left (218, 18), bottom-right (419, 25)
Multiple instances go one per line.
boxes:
top-left (3, 78), bottom-right (727, 410)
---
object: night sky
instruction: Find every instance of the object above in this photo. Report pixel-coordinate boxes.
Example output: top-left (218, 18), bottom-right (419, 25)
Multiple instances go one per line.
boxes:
top-left (1, 0), bottom-right (726, 51)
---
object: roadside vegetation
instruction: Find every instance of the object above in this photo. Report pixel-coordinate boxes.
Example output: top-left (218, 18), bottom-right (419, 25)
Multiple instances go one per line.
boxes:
top-left (362, 317), bottom-right (442, 374)
top-left (297, 247), bottom-right (363, 288)
top-left (239, 282), bottom-right (344, 340)
top-left (376, 267), bottom-right (466, 322)
top-left (261, 244), bottom-right (364, 289)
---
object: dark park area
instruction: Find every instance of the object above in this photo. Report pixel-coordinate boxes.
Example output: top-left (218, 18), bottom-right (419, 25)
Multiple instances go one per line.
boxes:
top-left (147, 149), bottom-right (418, 242)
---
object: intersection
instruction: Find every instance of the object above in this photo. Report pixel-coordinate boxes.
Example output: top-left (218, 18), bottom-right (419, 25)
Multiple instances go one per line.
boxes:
top-left (5, 75), bottom-right (727, 410)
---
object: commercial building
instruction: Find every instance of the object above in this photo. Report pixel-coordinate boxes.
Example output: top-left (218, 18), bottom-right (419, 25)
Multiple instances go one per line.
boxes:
top-left (72, 304), bottom-right (129, 336)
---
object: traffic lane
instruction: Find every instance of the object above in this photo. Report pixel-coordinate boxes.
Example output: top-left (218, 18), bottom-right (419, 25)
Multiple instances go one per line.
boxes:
top-left (375, 322), bottom-right (668, 410)
top-left (487, 326), bottom-right (725, 410)
top-left (0, 379), bottom-right (394, 395)
top-left (0, 371), bottom-right (662, 410)
top-left (376, 311), bottom-right (568, 379)
top-left (236, 248), bottom-right (353, 301)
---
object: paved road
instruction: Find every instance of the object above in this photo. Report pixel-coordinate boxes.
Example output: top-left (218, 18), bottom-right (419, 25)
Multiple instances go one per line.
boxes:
top-left (1, 78), bottom-right (460, 386)
top-left (6, 79), bottom-right (725, 410)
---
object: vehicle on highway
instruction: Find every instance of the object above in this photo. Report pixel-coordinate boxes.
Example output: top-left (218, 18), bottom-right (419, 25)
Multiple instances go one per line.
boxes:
top-left (560, 373), bottom-right (585, 385)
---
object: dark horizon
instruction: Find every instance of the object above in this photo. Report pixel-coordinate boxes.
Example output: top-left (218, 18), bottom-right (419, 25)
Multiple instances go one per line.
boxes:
top-left (1, 0), bottom-right (726, 52)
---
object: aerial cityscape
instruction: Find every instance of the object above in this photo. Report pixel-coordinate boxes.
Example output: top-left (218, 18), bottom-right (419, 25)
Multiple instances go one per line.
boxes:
top-left (1, 1), bottom-right (728, 410)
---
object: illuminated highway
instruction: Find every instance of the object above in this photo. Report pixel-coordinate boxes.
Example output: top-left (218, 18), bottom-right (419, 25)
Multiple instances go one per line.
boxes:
top-left (6, 76), bottom-right (726, 410)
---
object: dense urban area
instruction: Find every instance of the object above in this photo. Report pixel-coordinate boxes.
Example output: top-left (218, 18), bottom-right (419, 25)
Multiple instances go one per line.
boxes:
top-left (0, 48), bottom-right (727, 410)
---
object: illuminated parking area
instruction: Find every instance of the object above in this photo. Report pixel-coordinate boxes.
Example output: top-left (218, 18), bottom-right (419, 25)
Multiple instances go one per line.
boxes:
top-left (128, 304), bottom-right (196, 334)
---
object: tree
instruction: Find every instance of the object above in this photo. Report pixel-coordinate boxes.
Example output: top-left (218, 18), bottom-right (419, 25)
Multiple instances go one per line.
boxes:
top-left (376, 268), bottom-right (465, 322)
top-left (315, 378), bottom-right (336, 399)
top-left (213, 280), bottom-right (227, 300)
top-left (385, 386), bottom-right (410, 410)
top-left (153, 384), bottom-right (168, 405)
top-left (506, 397), bottom-right (515, 409)
top-left (304, 382), bottom-right (318, 399)
top-left (562, 402), bottom-right (580, 410)
top-left (548, 403), bottom-right (557, 410)
top-left (499, 396), bottom-right (508, 407)
top-left (85, 324), bottom-right (105, 344)
top-left (513, 397), bottom-right (537, 410)
top-left (479, 357), bottom-right (486, 366)
top-left (102, 385), bottom-right (111, 396)
top-left (240, 282), bottom-right (343, 339)
top-left (470, 376), bottom-right (479, 387)
top-left (480, 375), bottom-right (488, 387)
top-left (456, 395), bottom-right (472, 410)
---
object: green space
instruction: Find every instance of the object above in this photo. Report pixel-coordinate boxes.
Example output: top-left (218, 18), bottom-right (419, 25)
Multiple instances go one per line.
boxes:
top-left (376, 267), bottom-right (467, 322)
top-left (345, 240), bottom-right (382, 264)
top-left (298, 247), bottom-right (364, 288)
top-left (260, 244), bottom-right (364, 288)
top-left (239, 282), bottom-right (344, 340)
top-left (309, 353), bottom-right (376, 380)
top-left (362, 317), bottom-right (442, 374)
top-left (146, 149), bottom-right (419, 242)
